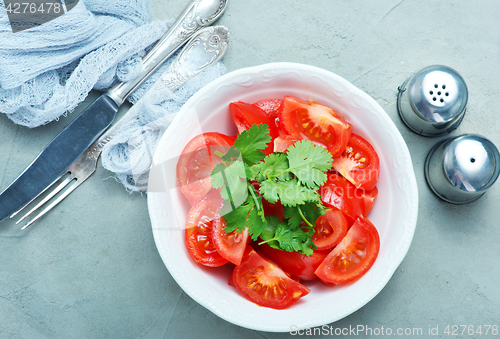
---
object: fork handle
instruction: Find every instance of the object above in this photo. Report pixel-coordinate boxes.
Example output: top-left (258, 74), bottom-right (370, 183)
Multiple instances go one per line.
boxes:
top-left (88, 26), bottom-right (230, 159)
top-left (106, 0), bottom-right (228, 106)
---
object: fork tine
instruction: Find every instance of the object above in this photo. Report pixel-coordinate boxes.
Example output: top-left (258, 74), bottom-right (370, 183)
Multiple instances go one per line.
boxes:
top-left (9, 172), bottom-right (67, 219)
top-left (16, 174), bottom-right (75, 225)
top-left (21, 178), bottom-right (83, 230)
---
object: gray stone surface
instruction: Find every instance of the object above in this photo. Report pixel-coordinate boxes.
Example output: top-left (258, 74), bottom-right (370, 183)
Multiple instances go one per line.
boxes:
top-left (1, 0), bottom-right (499, 338)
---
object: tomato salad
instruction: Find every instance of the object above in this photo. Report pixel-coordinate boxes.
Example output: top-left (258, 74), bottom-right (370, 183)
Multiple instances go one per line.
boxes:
top-left (176, 96), bottom-right (381, 310)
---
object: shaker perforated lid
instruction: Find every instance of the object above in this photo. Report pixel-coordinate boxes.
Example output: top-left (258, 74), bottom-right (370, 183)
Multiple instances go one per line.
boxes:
top-left (397, 65), bottom-right (468, 137)
top-left (425, 134), bottom-right (500, 204)
top-left (443, 135), bottom-right (500, 192)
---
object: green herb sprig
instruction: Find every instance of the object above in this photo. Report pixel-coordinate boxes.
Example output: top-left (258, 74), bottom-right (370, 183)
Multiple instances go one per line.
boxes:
top-left (211, 124), bottom-right (333, 256)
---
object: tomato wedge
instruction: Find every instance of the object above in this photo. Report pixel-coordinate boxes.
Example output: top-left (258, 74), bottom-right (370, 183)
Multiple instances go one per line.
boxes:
top-left (312, 208), bottom-right (348, 250)
top-left (177, 132), bottom-right (234, 205)
top-left (332, 133), bottom-right (380, 191)
top-left (315, 216), bottom-right (380, 284)
top-left (185, 190), bottom-right (228, 267)
top-left (232, 248), bottom-right (310, 309)
top-left (212, 216), bottom-right (249, 265)
top-left (273, 135), bottom-right (301, 153)
top-left (253, 99), bottom-right (283, 132)
top-left (320, 173), bottom-right (378, 220)
top-left (278, 96), bottom-right (353, 157)
top-left (229, 101), bottom-right (279, 154)
top-left (259, 244), bottom-right (329, 281)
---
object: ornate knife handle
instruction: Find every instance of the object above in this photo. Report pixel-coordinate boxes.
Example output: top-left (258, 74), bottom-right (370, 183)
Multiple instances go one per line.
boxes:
top-left (90, 25), bottom-right (230, 156)
top-left (149, 25), bottom-right (229, 101)
top-left (107, 0), bottom-right (228, 106)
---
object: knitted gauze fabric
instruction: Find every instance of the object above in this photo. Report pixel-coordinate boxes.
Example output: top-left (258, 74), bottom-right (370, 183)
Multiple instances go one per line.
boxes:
top-left (0, 0), bottom-right (226, 191)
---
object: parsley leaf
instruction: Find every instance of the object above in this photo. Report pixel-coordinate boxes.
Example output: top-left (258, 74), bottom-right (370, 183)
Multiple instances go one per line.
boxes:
top-left (221, 195), bottom-right (255, 233)
top-left (259, 178), bottom-right (315, 206)
top-left (260, 222), bottom-right (316, 256)
top-left (246, 207), bottom-right (267, 241)
top-left (253, 153), bottom-right (291, 181)
top-left (283, 205), bottom-right (304, 229)
top-left (220, 146), bottom-right (242, 163)
top-left (300, 201), bottom-right (327, 224)
top-left (233, 124), bottom-right (272, 165)
top-left (211, 158), bottom-right (247, 208)
top-left (211, 163), bottom-right (228, 190)
top-left (284, 202), bottom-right (326, 229)
top-left (220, 190), bottom-right (267, 240)
top-left (259, 215), bottom-right (282, 249)
top-left (210, 122), bottom-right (334, 256)
top-left (287, 140), bottom-right (333, 188)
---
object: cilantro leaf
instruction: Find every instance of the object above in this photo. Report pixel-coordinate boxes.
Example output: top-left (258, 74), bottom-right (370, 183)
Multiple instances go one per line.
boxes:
top-left (209, 122), bottom-right (333, 257)
top-left (283, 205), bottom-right (304, 230)
top-left (211, 163), bottom-right (228, 189)
top-left (211, 159), bottom-right (247, 207)
top-left (300, 202), bottom-right (327, 225)
top-left (253, 153), bottom-right (291, 181)
top-left (287, 140), bottom-right (333, 188)
top-left (220, 146), bottom-right (241, 163)
top-left (283, 202), bottom-right (325, 230)
top-left (233, 124), bottom-right (272, 165)
top-left (246, 206), bottom-right (267, 241)
top-left (221, 192), bottom-right (267, 241)
top-left (221, 196), bottom-right (255, 233)
top-left (245, 163), bottom-right (259, 181)
top-left (259, 178), bottom-right (303, 206)
top-left (262, 223), bottom-right (316, 256)
top-left (223, 161), bottom-right (248, 207)
top-left (259, 215), bottom-right (282, 247)
top-left (260, 178), bottom-right (320, 207)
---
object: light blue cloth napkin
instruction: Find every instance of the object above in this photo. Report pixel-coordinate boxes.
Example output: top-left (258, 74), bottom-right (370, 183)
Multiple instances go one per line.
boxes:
top-left (0, 0), bottom-right (170, 126)
top-left (0, 0), bottom-right (226, 191)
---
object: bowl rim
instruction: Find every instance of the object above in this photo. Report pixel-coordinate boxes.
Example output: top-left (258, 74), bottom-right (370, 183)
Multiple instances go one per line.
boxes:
top-left (148, 62), bottom-right (419, 332)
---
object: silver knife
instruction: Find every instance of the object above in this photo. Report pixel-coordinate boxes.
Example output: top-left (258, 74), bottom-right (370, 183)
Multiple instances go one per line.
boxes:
top-left (15, 25), bottom-right (230, 229)
top-left (0, 0), bottom-right (228, 222)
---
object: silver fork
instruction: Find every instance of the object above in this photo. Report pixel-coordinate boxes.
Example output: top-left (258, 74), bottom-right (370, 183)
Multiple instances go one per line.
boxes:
top-left (13, 26), bottom-right (230, 230)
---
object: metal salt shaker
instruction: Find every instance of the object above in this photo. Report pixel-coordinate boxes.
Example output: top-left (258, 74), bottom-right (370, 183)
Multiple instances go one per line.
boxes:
top-left (424, 134), bottom-right (500, 204)
top-left (397, 65), bottom-right (468, 137)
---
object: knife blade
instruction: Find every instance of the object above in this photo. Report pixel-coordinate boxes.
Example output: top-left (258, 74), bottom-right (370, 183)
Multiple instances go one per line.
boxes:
top-left (0, 0), bottom-right (228, 222)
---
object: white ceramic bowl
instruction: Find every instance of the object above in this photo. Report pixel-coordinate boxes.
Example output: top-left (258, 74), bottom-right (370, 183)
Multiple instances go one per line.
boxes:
top-left (147, 62), bottom-right (418, 332)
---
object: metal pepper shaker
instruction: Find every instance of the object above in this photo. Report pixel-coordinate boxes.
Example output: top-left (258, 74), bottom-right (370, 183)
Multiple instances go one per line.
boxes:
top-left (424, 134), bottom-right (500, 204)
top-left (397, 65), bottom-right (468, 137)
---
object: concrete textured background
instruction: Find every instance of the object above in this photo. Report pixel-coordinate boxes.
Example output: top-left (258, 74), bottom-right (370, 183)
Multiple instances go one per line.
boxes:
top-left (1, 0), bottom-right (499, 338)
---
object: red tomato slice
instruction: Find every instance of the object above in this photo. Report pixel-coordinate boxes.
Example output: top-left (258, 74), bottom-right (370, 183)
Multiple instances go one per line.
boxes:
top-left (228, 269), bottom-right (236, 287)
top-left (229, 101), bottom-right (279, 154)
top-left (176, 132), bottom-right (234, 205)
top-left (185, 190), bottom-right (228, 267)
top-left (253, 99), bottom-right (281, 117)
top-left (273, 135), bottom-right (301, 152)
top-left (320, 173), bottom-right (378, 220)
top-left (278, 96), bottom-right (353, 157)
top-left (212, 216), bottom-right (249, 265)
top-left (232, 248), bottom-right (311, 309)
top-left (259, 244), bottom-right (329, 281)
top-left (315, 216), bottom-right (380, 284)
top-left (318, 278), bottom-right (336, 287)
top-left (312, 208), bottom-right (348, 250)
top-left (253, 99), bottom-right (283, 132)
top-left (332, 133), bottom-right (380, 191)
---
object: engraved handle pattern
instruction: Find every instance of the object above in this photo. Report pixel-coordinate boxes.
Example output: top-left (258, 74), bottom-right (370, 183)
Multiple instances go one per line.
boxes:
top-left (107, 0), bottom-right (228, 106)
top-left (156, 26), bottom-right (230, 92)
top-left (170, 0), bottom-right (228, 45)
